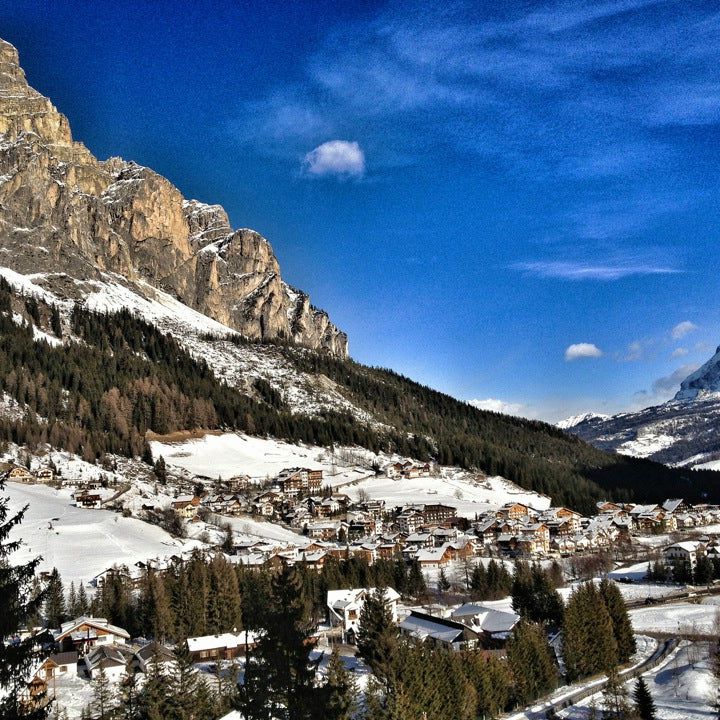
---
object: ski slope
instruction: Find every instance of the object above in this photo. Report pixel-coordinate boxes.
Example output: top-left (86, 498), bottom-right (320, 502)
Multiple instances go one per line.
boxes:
top-left (4, 482), bottom-right (200, 586)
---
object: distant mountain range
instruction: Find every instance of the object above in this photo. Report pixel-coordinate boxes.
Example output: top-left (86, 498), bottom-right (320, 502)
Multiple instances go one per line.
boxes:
top-left (559, 346), bottom-right (720, 468)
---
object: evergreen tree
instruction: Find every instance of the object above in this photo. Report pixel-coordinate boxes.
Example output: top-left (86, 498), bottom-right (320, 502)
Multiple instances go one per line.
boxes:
top-left (77, 582), bottom-right (89, 616)
top-left (0, 479), bottom-right (48, 720)
top-left (438, 567), bottom-right (451, 593)
top-left (507, 621), bottom-right (558, 706)
top-left (599, 578), bottom-right (636, 663)
top-left (694, 556), bottom-right (714, 586)
top-left (166, 642), bottom-right (215, 720)
top-left (45, 567), bottom-right (66, 628)
top-left (563, 582), bottom-right (618, 682)
top-left (91, 666), bottom-right (117, 720)
top-left (603, 665), bottom-right (631, 719)
top-left (240, 565), bottom-right (319, 720)
top-left (355, 588), bottom-right (398, 688)
top-left (67, 581), bottom-right (78, 619)
top-left (405, 560), bottom-right (427, 599)
top-left (153, 456), bottom-right (167, 484)
top-left (469, 563), bottom-right (488, 598)
top-left (320, 645), bottom-right (356, 720)
top-left (633, 677), bottom-right (656, 720)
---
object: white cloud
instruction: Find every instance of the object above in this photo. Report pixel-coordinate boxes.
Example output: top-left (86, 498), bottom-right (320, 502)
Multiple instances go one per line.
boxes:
top-left (670, 347), bottom-right (688, 358)
top-left (565, 343), bottom-right (603, 361)
top-left (468, 398), bottom-right (526, 417)
top-left (302, 140), bottom-right (365, 178)
top-left (671, 320), bottom-right (698, 340)
top-left (514, 260), bottom-right (679, 281)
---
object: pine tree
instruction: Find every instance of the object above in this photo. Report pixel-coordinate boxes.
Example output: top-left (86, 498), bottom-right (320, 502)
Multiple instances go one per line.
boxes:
top-left (91, 666), bottom-right (117, 720)
top-left (406, 560), bottom-right (427, 599)
top-left (240, 565), bottom-right (320, 720)
top-left (154, 456), bottom-right (167, 484)
top-left (77, 582), bottom-right (89, 616)
top-left (45, 567), bottom-right (66, 628)
top-left (438, 567), bottom-right (451, 593)
top-left (507, 621), bottom-right (558, 706)
top-left (321, 645), bottom-right (356, 720)
top-left (599, 578), bottom-right (636, 663)
top-left (603, 665), bottom-right (630, 719)
top-left (633, 677), bottom-right (656, 720)
top-left (67, 581), bottom-right (78, 619)
top-left (0, 478), bottom-right (48, 720)
top-left (355, 588), bottom-right (398, 688)
top-left (562, 582), bottom-right (618, 681)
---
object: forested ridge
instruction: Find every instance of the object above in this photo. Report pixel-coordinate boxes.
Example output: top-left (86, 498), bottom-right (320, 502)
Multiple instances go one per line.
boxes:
top-left (0, 278), bottom-right (716, 513)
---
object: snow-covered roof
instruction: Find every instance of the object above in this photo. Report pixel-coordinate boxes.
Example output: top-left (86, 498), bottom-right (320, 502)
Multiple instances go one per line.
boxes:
top-left (326, 587), bottom-right (400, 611)
top-left (54, 616), bottom-right (130, 641)
top-left (399, 611), bottom-right (477, 644)
top-left (187, 631), bottom-right (258, 653)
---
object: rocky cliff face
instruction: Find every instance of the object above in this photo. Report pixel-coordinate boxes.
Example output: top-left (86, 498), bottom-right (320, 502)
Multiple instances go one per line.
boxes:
top-left (0, 39), bottom-right (348, 356)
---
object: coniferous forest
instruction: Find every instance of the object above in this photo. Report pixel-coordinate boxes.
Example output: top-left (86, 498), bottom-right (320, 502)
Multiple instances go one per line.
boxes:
top-left (0, 278), bottom-right (717, 514)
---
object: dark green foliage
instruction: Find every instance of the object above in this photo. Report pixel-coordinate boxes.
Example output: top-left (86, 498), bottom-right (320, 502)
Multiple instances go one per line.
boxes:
top-left (44, 567), bottom-right (66, 628)
top-left (240, 565), bottom-right (320, 720)
top-left (562, 582), bottom-right (618, 682)
top-left (320, 646), bottom-right (356, 720)
top-left (633, 677), bottom-right (656, 720)
top-left (355, 588), bottom-right (398, 688)
top-left (599, 578), bottom-right (636, 663)
top-left (153, 456), bottom-right (167, 484)
top-left (507, 621), bottom-right (558, 706)
top-left (511, 561), bottom-right (564, 627)
top-left (0, 478), bottom-right (48, 720)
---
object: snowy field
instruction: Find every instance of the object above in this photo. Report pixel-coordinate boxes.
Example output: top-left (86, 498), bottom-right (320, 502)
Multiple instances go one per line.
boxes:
top-left (348, 471), bottom-right (551, 515)
top-left (5, 483), bottom-right (200, 586)
top-left (561, 642), bottom-right (717, 720)
top-left (151, 431), bottom-right (551, 516)
top-left (630, 602), bottom-right (719, 636)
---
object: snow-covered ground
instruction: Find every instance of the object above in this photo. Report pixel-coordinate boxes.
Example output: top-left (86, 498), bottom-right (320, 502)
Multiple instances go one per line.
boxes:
top-left (561, 642), bottom-right (717, 720)
top-left (5, 482), bottom-right (200, 586)
top-left (152, 431), bottom-right (551, 516)
top-left (348, 470), bottom-right (551, 515)
top-left (630, 602), bottom-right (719, 636)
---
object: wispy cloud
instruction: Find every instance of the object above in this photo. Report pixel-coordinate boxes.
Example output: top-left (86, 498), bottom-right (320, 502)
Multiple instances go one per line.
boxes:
top-left (515, 259), bottom-right (679, 281)
top-left (651, 363), bottom-right (700, 395)
top-left (232, 1), bottom-right (718, 272)
top-left (671, 320), bottom-right (698, 340)
top-left (565, 343), bottom-right (603, 361)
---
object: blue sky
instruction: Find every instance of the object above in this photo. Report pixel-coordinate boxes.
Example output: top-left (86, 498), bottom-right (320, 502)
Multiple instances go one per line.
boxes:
top-left (4, 0), bottom-right (720, 422)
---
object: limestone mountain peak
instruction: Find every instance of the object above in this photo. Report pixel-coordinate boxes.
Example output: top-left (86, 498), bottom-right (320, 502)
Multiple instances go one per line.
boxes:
top-left (0, 38), bottom-right (347, 356)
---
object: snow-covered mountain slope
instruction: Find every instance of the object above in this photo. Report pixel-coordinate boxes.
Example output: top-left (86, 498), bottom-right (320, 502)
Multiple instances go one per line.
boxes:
top-left (0, 266), bottom-right (376, 423)
top-left (562, 346), bottom-right (720, 466)
top-left (556, 412), bottom-right (610, 430)
top-left (151, 431), bottom-right (552, 513)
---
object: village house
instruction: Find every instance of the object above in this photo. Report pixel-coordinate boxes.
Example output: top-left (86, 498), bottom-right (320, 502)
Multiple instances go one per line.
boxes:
top-left (53, 617), bottom-right (130, 653)
top-left (663, 540), bottom-right (706, 570)
top-left (414, 544), bottom-right (454, 568)
top-left (84, 644), bottom-right (134, 682)
top-left (422, 503), bottom-right (456, 525)
top-left (171, 495), bottom-right (201, 519)
top-left (277, 467), bottom-right (323, 495)
top-left (36, 651), bottom-right (79, 681)
top-left (187, 630), bottom-right (258, 662)
top-left (132, 642), bottom-right (175, 674)
top-left (327, 587), bottom-right (400, 640)
top-left (74, 492), bottom-right (103, 509)
top-left (36, 467), bottom-right (55, 483)
top-left (497, 502), bottom-right (533, 521)
top-left (450, 604), bottom-right (520, 645)
top-left (6, 465), bottom-right (33, 482)
top-left (399, 611), bottom-right (481, 651)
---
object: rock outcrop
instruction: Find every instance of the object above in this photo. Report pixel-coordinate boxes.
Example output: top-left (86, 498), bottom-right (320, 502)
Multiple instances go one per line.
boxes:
top-left (0, 39), bottom-right (348, 356)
